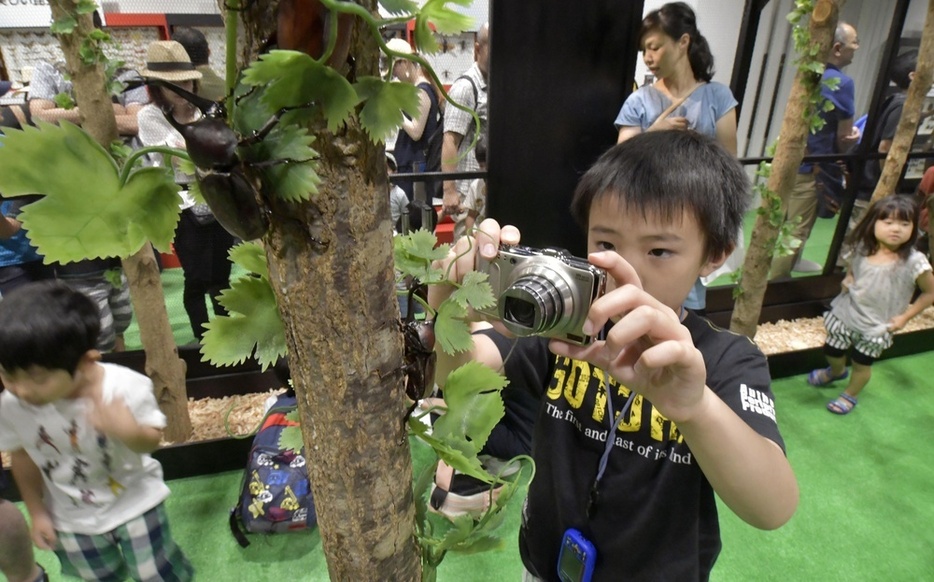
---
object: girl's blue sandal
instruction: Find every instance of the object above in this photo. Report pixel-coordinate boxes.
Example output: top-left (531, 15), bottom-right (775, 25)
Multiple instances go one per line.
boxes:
top-left (807, 367), bottom-right (849, 387)
top-left (827, 393), bottom-right (858, 415)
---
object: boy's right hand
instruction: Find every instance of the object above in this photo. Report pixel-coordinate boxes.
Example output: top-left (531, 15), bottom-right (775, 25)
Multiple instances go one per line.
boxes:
top-left (31, 510), bottom-right (57, 550)
top-left (427, 218), bottom-right (520, 312)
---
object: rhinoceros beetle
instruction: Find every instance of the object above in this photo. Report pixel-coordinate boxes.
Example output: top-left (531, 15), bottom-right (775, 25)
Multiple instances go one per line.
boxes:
top-left (129, 78), bottom-right (312, 241)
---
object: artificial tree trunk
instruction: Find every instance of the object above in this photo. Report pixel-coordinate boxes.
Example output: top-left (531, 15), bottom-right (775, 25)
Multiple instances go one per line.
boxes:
top-left (48, 1), bottom-right (191, 442)
top-left (729, 0), bottom-right (843, 338)
top-left (870, 0), bottom-right (934, 203)
top-left (238, 3), bottom-right (421, 580)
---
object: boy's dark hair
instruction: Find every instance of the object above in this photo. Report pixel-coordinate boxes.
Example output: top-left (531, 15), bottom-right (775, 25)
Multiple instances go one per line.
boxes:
top-left (171, 26), bottom-right (210, 66)
top-left (0, 281), bottom-right (100, 375)
top-left (845, 194), bottom-right (918, 261)
top-left (640, 2), bottom-right (714, 82)
top-left (890, 50), bottom-right (918, 90)
top-left (570, 130), bottom-right (749, 260)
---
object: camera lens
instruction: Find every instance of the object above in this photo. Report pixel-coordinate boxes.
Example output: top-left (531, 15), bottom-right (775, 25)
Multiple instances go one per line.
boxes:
top-left (500, 276), bottom-right (563, 335)
top-left (503, 296), bottom-right (537, 328)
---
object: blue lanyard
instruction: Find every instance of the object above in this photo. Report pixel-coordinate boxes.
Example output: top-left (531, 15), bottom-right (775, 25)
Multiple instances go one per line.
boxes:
top-left (588, 375), bottom-right (635, 517)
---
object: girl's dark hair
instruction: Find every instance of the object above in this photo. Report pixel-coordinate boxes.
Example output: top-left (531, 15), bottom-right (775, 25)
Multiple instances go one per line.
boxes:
top-left (845, 195), bottom-right (919, 261)
top-left (0, 281), bottom-right (100, 375)
top-left (640, 2), bottom-right (714, 82)
top-left (570, 130), bottom-right (749, 261)
top-left (146, 82), bottom-right (201, 111)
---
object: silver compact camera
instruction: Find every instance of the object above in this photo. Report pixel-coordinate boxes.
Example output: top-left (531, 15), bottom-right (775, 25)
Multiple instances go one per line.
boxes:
top-left (477, 245), bottom-right (607, 345)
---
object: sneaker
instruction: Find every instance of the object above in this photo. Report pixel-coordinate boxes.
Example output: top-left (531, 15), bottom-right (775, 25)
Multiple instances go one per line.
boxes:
top-left (792, 258), bottom-right (823, 273)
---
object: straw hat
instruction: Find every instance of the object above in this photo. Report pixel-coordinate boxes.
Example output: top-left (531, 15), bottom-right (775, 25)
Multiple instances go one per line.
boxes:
top-left (140, 41), bottom-right (203, 82)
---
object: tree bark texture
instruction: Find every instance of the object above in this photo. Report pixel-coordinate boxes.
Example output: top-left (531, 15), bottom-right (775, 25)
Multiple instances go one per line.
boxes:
top-left (870, 0), bottom-right (934, 202)
top-left (729, 0), bottom-right (842, 338)
top-left (122, 247), bottom-right (192, 442)
top-left (48, 1), bottom-right (191, 442)
top-left (242, 3), bottom-right (422, 579)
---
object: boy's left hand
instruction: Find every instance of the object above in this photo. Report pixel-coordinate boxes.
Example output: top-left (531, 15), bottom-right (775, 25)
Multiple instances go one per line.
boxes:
top-left (548, 251), bottom-right (708, 424)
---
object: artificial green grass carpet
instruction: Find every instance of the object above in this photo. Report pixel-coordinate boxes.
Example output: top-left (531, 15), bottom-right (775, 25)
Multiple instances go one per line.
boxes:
top-left (15, 349), bottom-right (933, 581)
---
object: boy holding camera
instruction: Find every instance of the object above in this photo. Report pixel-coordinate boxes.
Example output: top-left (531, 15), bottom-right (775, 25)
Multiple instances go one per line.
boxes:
top-left (429, 130), bottom-right (798, 581)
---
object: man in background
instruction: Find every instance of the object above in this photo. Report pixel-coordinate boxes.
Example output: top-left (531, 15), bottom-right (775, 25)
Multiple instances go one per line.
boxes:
top-left (172, 26), bottom-right (226, 101)
top-left (771, 22), bottom-right (861, 279)
top-left (441, 22), bottom-right (489, 241)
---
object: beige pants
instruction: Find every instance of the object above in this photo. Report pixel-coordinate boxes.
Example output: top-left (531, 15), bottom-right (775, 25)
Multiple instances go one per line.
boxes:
top-left (771, 172), bottom-right (819, 279)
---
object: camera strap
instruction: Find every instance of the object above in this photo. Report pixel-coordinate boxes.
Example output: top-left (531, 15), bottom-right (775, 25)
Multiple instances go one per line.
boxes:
top-left (587, 344), bottom-right (635, 517)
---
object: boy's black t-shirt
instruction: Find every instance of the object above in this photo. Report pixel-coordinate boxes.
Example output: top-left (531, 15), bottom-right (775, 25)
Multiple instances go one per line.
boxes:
top-left (482, 312), bottom-right (784, 582)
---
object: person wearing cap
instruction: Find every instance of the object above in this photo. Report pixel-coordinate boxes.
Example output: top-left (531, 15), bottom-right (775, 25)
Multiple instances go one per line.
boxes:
top-left (386, 36), bottom-right (442, 231)
top-left (136, 40), bottom-right (235, 344)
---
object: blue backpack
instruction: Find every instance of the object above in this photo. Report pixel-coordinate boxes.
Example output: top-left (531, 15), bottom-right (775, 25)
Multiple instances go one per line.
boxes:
top-left (229, 393), bottom-right (317, 547)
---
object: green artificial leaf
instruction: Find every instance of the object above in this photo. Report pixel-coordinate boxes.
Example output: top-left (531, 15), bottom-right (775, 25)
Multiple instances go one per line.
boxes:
top-left (431, 360), bottom-right (507, 450)
top-left (434, 299), bottom-right (473, 354)
top-left (354, 76), bottom-right (421, 143)
top-left (0, 123), bottom-right (180, 261)
top-left (246, 125), bottom-right (321, 203)
top-left (53, 93), bottom-right (76, 110)
top-left (447, 534), bottom-right (504, 554)
top-left (449, 271), bottom-right (494, 311)
top-left (415, 0), bottom-right (474, 53)
top-left (242, 50), bottom-right (357, 133)
top-left (278, 424), bottom-right (304, 456)
top-left (229, 241), bottom-right (269, 279)
top-left (177, 157), bottom-right (197, 181)
top-left (379, 0), bottom-right (419, 15)
top-left (394, 230), bottom-right (450, 283)
top-left (437, 513), bottom-right (477, 547)
top-left (201, 276), bottom-right (286, 370)
top-left (409, 421), bottom-right (490, 482)
top-left (230, 82), bottom-right (276, 137)
top-left (104, 268), bottom-right (122, 288)
top-left (50, 16), bottom-right (77, 34)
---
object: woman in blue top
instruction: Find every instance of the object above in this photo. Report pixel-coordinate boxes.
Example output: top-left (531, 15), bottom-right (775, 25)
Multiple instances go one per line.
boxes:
top-left (615, 2), bottom-right (739, 313)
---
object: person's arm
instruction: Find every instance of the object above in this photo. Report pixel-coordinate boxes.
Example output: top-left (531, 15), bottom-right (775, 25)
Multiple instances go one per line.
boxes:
top-left (835, 116), bottom-right (859, 151)
top-left (10, 450), bottom-right (57, 550)
top-left (29, 98), bottom-right (82, 125)
top-left (0, 216), bottom-right (20, 239)
top-left (890, 268), bottom-right (934, 332)
top-left (714, 108), bottom-right (738, 156)
top-left (31, 99), bottom-right (141, 136)
top-left (616, 126), bottom-right (642, 144)
top-left (114, 102), bottom-right (144, 136)
top-left (88, 391), bottom-right (163, 454)
top-left (400, 86), bottom-right (431, 141)
top-left (549, 251), bottom-right (798, 530)
top-left (441, 131), bottom-right (465, 214)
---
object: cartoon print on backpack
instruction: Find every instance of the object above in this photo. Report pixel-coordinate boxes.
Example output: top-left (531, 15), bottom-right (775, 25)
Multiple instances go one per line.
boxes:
top-left (230, 393), bottom-right (316, 547)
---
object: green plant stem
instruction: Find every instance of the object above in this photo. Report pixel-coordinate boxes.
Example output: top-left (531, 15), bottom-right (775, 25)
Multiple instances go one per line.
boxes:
top-left (119, 146), bottom-right (190, 186)
top-left (225, 0), bottom-right (240, 120)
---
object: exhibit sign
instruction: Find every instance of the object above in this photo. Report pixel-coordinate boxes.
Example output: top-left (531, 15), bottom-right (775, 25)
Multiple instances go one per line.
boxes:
top-left (0, 0), bottom-right (103, 29)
